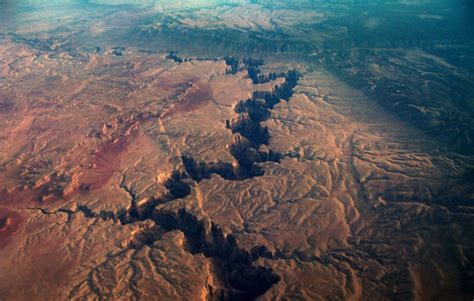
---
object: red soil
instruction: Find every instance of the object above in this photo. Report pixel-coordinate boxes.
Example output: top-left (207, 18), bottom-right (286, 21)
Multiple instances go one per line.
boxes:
top-left (0, 209), bottom-right (22, 250)
top-left (162, 84), bottom-right (212, 118)
top-left (79, 125), bottom-right (140, 191)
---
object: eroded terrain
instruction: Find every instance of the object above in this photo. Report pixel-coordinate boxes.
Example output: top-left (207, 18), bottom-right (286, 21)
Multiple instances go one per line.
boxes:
top-left (0, 1), bottom-right (473, 300)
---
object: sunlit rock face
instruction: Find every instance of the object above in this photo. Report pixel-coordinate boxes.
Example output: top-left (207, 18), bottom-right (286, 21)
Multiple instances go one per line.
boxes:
top-left (0, 0), bottom-right (473, 300)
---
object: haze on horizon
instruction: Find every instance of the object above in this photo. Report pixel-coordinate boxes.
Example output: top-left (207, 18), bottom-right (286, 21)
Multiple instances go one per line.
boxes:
top-left (0, 0), bottom-right (473, 300)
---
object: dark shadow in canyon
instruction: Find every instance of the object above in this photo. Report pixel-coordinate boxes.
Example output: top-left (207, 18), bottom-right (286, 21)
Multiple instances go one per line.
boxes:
top-left (183, 62), bottom-right (299, 183)
top-left (59, 58), bottom-right (300, 300)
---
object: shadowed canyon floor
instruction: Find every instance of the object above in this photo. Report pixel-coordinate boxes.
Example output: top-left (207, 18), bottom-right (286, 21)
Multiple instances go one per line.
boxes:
top-left (1, 1), bottom-right (474, 300)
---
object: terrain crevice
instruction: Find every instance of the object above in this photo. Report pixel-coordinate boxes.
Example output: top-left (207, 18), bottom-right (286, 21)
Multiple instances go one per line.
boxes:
top-left (183, 60), bottom-right (299, 182)
top-left (113, 59), bottom-right (301, 300)
top-left (27, 57), bottom-right (301, 300)
top-left (27, 205), bottom-right (117, 222)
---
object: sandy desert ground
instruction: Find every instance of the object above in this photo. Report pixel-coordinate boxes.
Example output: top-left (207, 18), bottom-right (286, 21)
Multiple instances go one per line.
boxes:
top-left (0, 1), bottom-right (473, 300)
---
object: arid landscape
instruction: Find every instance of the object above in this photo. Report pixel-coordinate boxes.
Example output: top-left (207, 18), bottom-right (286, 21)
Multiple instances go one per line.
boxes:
top-left (0, 0), bottom-right (473, 300)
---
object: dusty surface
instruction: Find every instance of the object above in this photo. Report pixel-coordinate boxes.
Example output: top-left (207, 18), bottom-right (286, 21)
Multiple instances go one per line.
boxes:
top-left (0, 1), bottom-right (473, 300)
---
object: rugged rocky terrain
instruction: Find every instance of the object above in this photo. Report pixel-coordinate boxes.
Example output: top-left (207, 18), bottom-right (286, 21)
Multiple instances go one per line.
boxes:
top-left (0, 1), bottom-right (473, 300)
